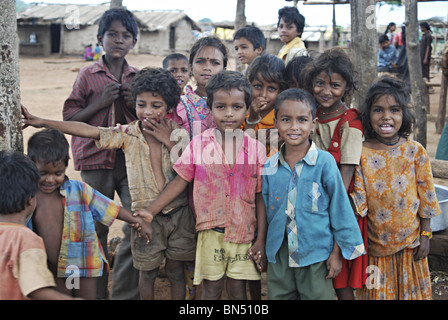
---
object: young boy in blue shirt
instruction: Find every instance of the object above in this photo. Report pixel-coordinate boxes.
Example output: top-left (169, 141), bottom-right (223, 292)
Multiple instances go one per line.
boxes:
top-left (262, 88), bottom-right (365, 300)
top-left (378, 34), bottom-right (398, 73)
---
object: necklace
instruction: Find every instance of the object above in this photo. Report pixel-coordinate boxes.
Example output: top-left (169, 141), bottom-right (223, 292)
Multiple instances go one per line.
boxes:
top-left (375, 134), bottom-right (400, 146)
top-left (320, 103), bottom-right (345, 116)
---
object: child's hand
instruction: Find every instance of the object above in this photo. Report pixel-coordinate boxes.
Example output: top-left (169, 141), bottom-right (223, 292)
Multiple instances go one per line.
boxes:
top-left (325, 250), bottom-right (342, 279)
top-left (133, 209), bottom-right (155, 224)
top-left (100, 82), bottom-right (120, 108)
top-left (21, 104), bottom-right (43, 129)
top-left (249, 241), bottom-right (266, 272)
top-left (137, 219), bottom-right (153, 245)
top-left (250, 97), bottom-right (269, 116)
top-left (142, 115), bottom-right (174, 146)
top-left (120, 83), bottom-right (134, 109)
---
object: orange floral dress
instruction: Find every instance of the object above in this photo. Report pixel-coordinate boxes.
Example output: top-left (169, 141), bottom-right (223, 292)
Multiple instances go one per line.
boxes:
top-left (351, 140), bottom-right (441, 300)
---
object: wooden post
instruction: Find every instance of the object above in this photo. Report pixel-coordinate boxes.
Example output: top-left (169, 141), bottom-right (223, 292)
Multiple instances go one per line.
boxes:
top-left (350, 0), bottom-right (378, 110)
top-left (110, 0), bottom-right (123, 8)
top-left (0, 0), bottom-right (23, 152)
top-left (405, 0), bottom-right (427, 148)
top-left (235, 0), bottom-right (246, 73)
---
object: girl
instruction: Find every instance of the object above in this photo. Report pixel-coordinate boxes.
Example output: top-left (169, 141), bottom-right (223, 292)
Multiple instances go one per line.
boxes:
top-left (243, 54), bottom-right (288, 157)
top-left (173, 36), bottom-right (228, 138)
top-left (352, 76), bottom-right (441, 300)
top-left (303, 47), bottom-right (367, 300)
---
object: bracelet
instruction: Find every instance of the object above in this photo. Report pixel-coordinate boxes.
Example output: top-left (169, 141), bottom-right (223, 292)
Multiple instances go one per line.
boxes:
top-left (421, 229), bottom-right (432, 239)
top-left (245, 116), bottom-right (262, 125)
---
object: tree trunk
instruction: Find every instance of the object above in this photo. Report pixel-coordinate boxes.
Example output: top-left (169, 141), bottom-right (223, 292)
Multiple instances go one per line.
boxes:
top-left (0, 0), bottom-right (23, 152)
top-left (235, 0), bottom-right (246, 72)
top-left (110, 0), bottom-right (123, 8)
top-left (405, 0), bottom-right (427, 147)
top-left (350, 0), bottom-right (377, 110)
top-left (436, 42), bottom-right (448, 134)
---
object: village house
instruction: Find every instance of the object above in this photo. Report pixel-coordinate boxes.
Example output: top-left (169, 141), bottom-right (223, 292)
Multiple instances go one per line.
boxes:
top-left (16, 3), bottom-right (201, 57)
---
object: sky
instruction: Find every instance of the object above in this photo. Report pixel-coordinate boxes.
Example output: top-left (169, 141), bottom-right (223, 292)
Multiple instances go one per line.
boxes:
top-left (23, 0), bottom-right (448, 27)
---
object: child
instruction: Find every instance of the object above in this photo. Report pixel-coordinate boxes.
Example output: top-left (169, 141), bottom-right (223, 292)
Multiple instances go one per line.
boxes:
top-left (262, 88), bottom-right (365, 300)
top-left (351, 76), bottom-right (441, 300)
top-left (21, 129), bottom-right (151, 299)
top-left (162, 53), bottom-right (190, 94)
top-left (277, 6), bottom-right (308, 65)
top-left (134, 70), bottom-right (267, 300)
top-left (22, 68), bottom-right (195, 300)
top-left (0, 150), bottom-right (76, 300)
top-left (377, 35), bottom-right (398, 73)
top-left (173, 36), bottom-right (228, 138)
top-left (420, 22), bottom-right (433, 90)
top-left (233, 26), bottom-right (266, 74)
top-left (303, 47), bottom-right (367, 300)
top-left (62, 7), bottom-right (140, 300)
top-left (243, 54), bottom-right (288, 157)
top-left (284, 55), bottom-right (313, 89)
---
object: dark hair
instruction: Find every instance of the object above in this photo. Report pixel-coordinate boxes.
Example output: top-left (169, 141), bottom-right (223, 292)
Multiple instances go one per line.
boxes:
top-left (189, 36), bottom-right (228, 68)
top-left (384, 22), bottom-right (396, 35)
top-left (0, 150), bottom-right (40, 214)
top-left (205, 70), bottom-right (252, 109)
top-left (284, 55), bottom-right (313, 88)
top-left (131, 67), bottom-right (180, 110)
top-left (277, 6), bottom-right (305, 35)
top-left (274, 88), bottom-right (317, 119)
top-left (162, 53), bottom-right (188, 69)
top-left (419, 21), bottom-right (432, 33)
top-left (28, 129), bottom-right (70, 166)
top-left (247, 54), bottom-right (288, 91)
top-left (301, 47), bottom-right (356, 99)
top-left (233, 26), bottom-right (266, 51)
top-left (98, 7), bottom-right (138, 39)
top-left (379, 34), bottom-right (389, 44)
top-left (361, 75), bottom-right (415, 139)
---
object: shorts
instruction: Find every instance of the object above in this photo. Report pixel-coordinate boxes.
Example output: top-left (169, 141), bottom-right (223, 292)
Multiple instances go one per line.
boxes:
top-left (131, 205), bottom-right (196, 271)
top-left (193, 229), bottom-right (260, 285)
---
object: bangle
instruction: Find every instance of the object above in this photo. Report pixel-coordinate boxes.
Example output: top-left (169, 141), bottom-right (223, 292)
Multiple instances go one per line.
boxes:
top-left (421, 228), bottom-right (432, 239)
top-left (246, 116), bottom-right (262, 125)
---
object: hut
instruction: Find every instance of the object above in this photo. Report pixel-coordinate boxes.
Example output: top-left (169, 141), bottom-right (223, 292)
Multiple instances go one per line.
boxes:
top-left (16, 3), bottom-right (201, 57)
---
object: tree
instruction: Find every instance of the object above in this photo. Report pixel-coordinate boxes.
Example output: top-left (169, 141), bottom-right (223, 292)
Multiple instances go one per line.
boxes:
top-left (110, 0), bottom-right (123, 8)
top-left (405, 0), bottom-right (426, 147)
top-left (0, 0), bottom-right (23, 151)
top-left (350, 0), bottom-right (378, 110)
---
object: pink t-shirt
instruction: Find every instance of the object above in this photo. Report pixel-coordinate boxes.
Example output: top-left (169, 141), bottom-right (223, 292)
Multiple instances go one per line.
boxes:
top-left (174, 129), bottom-right (266, 244)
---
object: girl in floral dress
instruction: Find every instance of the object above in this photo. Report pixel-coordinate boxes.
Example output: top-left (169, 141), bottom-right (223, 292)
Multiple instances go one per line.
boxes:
top-left (351, 76), bottom-right (441, 300)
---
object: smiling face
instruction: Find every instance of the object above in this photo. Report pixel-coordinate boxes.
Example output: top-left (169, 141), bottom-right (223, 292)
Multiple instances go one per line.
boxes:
top-left (97, 20), bottom-right (136, 60)
top-left (275, 99), bottom-right (316, 149)
top-left (135, 91), bottom-right (170, 124)
top-left (191, 46), bottom-right (225, 90)
top-left (210, 88), bottom-right (249, 134)
top-left (277, 17), bottom-right (300, 44)
top-left (369, 94), bottom-right (403, 142)
top-left (234, 37), bottom-right (262, 65)
top-left (312, 71), bottom-right (347, 110)
top-left (35, 160), bottom-right (67, 195)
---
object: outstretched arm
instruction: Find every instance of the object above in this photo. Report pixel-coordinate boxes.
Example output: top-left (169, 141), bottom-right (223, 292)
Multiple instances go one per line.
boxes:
top-left (134, 175), bottom-right (189, 223)
top-left (22, 105), bottom-right (100, 139)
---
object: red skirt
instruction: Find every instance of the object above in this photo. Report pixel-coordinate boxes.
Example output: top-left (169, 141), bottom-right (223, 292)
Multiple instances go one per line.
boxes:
top-left (332, 215), bottom-right (368, 289)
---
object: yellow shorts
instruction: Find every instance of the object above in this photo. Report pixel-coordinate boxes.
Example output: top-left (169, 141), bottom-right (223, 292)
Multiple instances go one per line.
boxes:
top-left (193, 229), bottom-right (260, 285)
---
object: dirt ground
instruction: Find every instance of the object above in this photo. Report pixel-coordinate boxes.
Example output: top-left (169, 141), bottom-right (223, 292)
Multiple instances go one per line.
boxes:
top-left (18, 53), bottom-right (447, 300)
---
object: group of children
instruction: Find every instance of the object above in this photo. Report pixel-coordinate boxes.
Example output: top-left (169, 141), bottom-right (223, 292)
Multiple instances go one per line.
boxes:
top-left (1, 6), bottom-right (442, 301)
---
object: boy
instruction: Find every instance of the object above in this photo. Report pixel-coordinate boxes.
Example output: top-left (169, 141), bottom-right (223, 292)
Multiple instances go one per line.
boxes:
top-left (22, 68), bottom-right (195, 300)
top-left (134, 70), bottom-right (267, 300)
top-left (0, 150), bottom-right (75, 300)
top-left (233, 26), bottom-right (266, 74)
top-left (378, 34), bottom-right (398, 73)
top-left (21, 129), bottom-right (151, 299)
top-left (62, 7), bottom-right (140, 299)
top-left (162, 53), bottom-right (190, 94)
top-left (262, 88), bottom-right (365, 300)
top-left (277, 6), bottom-right (308, 65)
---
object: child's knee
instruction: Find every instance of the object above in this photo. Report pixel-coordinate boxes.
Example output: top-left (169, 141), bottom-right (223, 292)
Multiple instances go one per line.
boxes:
top-left (165, 259), bottom-right (185, 283)
top-left (140, 268), bottom-right (159, 284)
